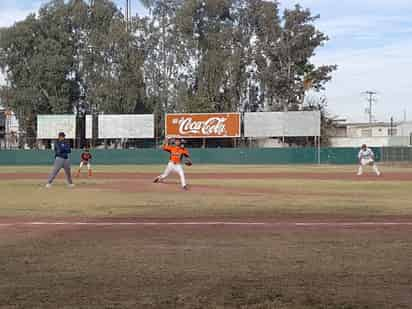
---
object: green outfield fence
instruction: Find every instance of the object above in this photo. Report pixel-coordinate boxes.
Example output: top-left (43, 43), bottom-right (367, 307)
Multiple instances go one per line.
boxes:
top-left (381, 147), bottom-right (412, 162)
top-left (0, 147), bottom-right (385, 165)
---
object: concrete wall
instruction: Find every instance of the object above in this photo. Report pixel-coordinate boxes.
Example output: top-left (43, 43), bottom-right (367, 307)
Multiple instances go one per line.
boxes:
top-left (330, 137), bottom-right (410, 147)
top-left (397, 122), bottom-right (412, 137)
top-left (255, 138), bottom-right (284, 148)
top-left (346, 125), bottom-right (391, 138)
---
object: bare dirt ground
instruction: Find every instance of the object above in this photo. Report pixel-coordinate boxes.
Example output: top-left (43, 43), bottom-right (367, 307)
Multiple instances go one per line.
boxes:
top-left (2, 171), bottom-right (412, 181)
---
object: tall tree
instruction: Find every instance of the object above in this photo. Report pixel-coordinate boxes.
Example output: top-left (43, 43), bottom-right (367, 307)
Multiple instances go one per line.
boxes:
top-left (139, 0), bottom-right (184, 137)
top-left (0, 1), bottom-right (78, 145)
top-left (252, 2), bottom-right (336, 111)
top-left (155, 0), bottom-right (336, 114)
top-left (173, 0), bottom-right (237, 112)
top-left (0, 0), bottom-right (148, 142)
top-left (82, 0), bottom-right (146, 114)
top-left (1, 0), bottom-right (337, 143)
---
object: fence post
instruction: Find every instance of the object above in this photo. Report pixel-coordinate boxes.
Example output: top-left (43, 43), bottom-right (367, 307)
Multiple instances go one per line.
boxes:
top-left (318, 136), bottom-right (321, 164)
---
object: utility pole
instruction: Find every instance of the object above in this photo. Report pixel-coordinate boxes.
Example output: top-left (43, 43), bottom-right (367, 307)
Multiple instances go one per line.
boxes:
top-left (125, 0), bottom-right (131, 32)
top-left (390, 116), bottom-right (394, 136)
top-left (363, 91), bottom-right (377, 124)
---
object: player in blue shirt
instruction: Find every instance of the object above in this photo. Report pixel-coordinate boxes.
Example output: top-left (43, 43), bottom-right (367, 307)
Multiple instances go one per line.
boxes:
top-left (46, 132), bottom-right (74, 188)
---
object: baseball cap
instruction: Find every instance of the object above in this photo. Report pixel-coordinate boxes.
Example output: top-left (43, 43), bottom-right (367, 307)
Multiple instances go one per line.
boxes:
top-left (58, 132), bottom-right (66, 137)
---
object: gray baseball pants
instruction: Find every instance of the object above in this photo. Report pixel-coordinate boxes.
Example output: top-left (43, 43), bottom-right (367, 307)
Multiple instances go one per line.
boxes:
top-left (47, 157), bottom-right (73, 184)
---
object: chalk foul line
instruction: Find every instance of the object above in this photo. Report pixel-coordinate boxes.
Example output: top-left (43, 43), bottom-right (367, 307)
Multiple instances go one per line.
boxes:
top-left (1, 221), bottom-right (412, 228)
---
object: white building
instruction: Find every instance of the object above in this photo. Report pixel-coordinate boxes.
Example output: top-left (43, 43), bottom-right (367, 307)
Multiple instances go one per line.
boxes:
top-left (346, 122), bottom-right (396, 138)
top-left (397, 122), bottom-right (412, 138)
top-left (330, 121), bottom-right (411, 147)
top-left (0, 105), bottom-right (20, 149)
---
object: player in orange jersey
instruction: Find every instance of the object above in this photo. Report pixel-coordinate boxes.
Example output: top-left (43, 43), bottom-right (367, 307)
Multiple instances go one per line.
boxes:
top-left (153, 138), bottom-right (192, 190)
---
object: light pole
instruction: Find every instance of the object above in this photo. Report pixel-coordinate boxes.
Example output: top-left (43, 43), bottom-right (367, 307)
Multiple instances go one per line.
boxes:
top-left (364, 91), bottom-right (377, 124)
top-left (125, 0), bottom-right (131, 32)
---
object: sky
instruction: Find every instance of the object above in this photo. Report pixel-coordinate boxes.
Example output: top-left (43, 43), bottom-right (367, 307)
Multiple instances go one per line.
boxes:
top-left (1, 0), bottom-right (412, 122)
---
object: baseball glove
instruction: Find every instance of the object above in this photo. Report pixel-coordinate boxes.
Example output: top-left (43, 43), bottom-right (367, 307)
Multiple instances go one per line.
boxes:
top-left (184, 158), bottom-right (193, 167)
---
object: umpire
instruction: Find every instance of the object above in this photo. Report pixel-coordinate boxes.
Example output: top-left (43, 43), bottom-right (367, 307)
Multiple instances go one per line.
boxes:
top-left (46, 132), bottom-right (74, 188)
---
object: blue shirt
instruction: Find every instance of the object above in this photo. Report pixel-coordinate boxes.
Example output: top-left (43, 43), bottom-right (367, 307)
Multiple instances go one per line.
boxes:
top-left (54, 140), bottom-right (71, 159)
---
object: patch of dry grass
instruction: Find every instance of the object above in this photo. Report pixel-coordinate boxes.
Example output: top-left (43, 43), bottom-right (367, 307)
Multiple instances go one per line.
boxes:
top-left (1, 165), bottom-right (412, 218)
top-left (0, 226), bottom-right (411, 308)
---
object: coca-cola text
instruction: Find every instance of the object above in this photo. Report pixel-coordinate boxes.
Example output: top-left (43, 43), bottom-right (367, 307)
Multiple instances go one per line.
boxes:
top-left (177, 117), bottom-right (227, 135)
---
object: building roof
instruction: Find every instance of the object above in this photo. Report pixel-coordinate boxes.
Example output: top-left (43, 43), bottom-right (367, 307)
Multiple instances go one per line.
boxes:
top-left (336, 122), bottom-right (397, 128)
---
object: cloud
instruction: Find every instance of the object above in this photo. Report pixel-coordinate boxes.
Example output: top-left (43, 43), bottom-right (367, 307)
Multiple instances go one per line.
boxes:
top-left (277, 0), bottom-right (412, 121)
top-left (0, 0), bottom-right (46, 27)
top-left (0, 4), bottom-right (40, 86)
top-left (313, 40), bottom-right (412, 122)
top-left (0, 8), bottom-right (35, 28)
top-left (113, 0), bottom-right (148, 16)
top-left (0, 0), bottom-right (146, 29)
top-left (318, 15), bottom-right (412, 40)
top-left (280, 0), bottom-right (412, 11)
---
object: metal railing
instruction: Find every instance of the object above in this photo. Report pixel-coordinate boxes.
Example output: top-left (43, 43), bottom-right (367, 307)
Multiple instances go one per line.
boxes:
top-left (381, 147), bottom-right (412, 163)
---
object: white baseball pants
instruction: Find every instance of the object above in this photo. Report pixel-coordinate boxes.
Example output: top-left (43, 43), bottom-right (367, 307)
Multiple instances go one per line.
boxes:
top-left (79, 161), bottom-right (91, 170)
top-left (358, 159), bottom-right (380, 176)
top-left (159, 162), bottom-right (186, 187)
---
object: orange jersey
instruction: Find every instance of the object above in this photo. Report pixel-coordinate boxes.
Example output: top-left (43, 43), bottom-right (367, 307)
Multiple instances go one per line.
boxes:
top-left (163, 145), bottom-right (189, 164)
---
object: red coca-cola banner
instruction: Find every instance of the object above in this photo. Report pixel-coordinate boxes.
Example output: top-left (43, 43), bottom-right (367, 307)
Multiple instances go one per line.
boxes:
top-left (166, 113), bottom-right (241, 138)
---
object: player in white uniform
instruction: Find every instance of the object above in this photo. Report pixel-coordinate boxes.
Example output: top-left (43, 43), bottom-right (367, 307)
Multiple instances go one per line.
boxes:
top-left (357, 144), bottom-right (381, 176)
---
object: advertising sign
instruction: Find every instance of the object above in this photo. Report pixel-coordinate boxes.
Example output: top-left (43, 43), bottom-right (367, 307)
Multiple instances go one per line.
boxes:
top-left (166, 113), bottom-right (241, 138)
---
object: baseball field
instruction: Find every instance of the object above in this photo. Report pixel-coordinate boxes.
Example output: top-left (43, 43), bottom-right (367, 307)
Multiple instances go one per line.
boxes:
top-left (1, 164), bottom-right (412, 308)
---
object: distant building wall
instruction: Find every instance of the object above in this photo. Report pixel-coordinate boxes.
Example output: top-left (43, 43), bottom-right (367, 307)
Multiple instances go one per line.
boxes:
top-left (346, 124), bottom-right (393, 138)
top-left (330, 136), bottom-right (410, 148)
top-left (255, 138), bottom-right (285, 148)
top-left (329, 126), bottom-right (347, 137)
top-left (397, 122), bottom-right (412, 137)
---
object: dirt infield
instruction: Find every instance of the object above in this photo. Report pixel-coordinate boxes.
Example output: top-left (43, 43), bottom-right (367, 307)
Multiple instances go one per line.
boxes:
top-left (91, 178), bottom-right (389, 200)
top-left (2, 171), bottom-right (412, 181)
top-left (93, 179), bottom-right (306, 196)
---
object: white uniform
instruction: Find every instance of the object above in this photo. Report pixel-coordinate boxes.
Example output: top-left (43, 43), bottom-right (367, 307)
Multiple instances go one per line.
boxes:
top-left (156, 144), bottom-right (189, 188)
top-left (79, 161), bottom-right (91, 170)
top-left (357, 148), bottom-right (380, 176)
top-left (160, 162), bottom-right (186, 187)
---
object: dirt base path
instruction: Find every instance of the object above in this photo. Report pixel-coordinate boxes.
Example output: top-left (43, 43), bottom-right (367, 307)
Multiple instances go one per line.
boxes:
top-left (2, 171), bottom-right (412, 181)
